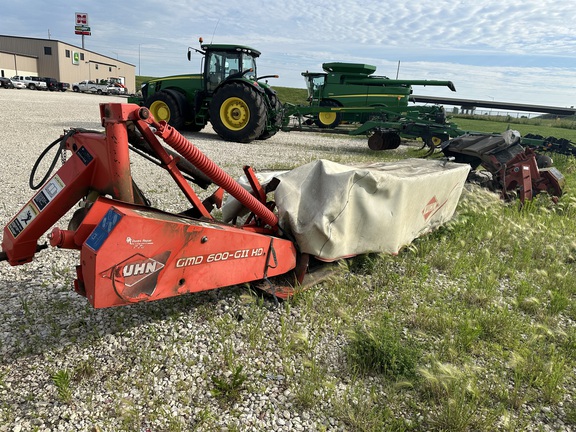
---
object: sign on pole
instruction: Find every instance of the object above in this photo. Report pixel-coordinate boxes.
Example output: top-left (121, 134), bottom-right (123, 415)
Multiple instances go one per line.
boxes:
top-left (74, 12), bottom-right (91, 35)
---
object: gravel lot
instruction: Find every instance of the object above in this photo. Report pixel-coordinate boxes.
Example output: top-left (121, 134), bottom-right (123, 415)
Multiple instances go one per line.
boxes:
top-left (0, 89), bottom-right (385, 431)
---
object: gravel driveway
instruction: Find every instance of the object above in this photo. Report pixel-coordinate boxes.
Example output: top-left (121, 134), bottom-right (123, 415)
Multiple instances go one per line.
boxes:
top-left (0, 89), bottom-right (384, 431)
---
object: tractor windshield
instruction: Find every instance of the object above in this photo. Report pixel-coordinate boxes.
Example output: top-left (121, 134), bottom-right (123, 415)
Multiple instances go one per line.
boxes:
top-left (206, 51), bottom-right (258, 91)
top-left (303, 73), bottom-right (326, 100)
top-left (242, 53), bottom-right (257, 79)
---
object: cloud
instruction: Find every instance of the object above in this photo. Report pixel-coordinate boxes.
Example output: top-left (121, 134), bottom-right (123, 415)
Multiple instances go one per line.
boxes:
top-left (1, 0), bottom-right (575, 107)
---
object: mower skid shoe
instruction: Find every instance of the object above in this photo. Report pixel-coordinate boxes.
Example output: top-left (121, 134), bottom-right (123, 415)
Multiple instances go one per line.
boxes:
top-left (253, 255), bottom-right (339, 300)
top-left (76, 197), bottom-right (296, 308)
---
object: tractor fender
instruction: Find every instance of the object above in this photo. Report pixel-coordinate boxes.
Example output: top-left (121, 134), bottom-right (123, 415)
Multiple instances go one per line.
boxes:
top-left (215, 78), bottom-right (266, 97)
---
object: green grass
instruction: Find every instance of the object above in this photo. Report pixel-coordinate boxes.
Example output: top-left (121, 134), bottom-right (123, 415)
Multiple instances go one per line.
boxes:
top-left (450, 114), bottom-right (576, 141)
top-left (273, 86), bottom-right (308, 105)
top-left (51, 369), bottom-right (72, 403)
top-left (346, 315), bottom-right (421, 379)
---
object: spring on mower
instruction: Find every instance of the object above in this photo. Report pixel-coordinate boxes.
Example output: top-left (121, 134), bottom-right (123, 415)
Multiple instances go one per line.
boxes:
top-left (155, 121), bottom-right (279, 228)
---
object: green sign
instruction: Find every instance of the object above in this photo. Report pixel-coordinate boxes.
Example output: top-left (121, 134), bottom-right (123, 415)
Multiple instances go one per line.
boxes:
top-left (72, 52), bottom-right (80, 65)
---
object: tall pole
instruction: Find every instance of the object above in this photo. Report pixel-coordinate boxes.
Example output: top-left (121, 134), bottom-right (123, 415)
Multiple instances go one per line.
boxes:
top-left (138, 44), bottom-right (141, 76)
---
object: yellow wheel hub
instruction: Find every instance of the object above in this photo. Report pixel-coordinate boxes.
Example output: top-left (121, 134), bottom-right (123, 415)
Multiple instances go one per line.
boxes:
top-left (318, 111), bottom-right (337, 126)
top-left (431, 136), bottom-right (443, 147)
top-left (220, 97), bottom-right (250, 130)
top-left (150, 100), bottom-right (170, 123)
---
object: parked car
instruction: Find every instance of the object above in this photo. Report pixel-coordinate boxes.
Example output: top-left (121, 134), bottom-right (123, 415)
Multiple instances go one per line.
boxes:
top-left (58, 82), bottom-right (71, 92)
top-left (10, 79), bottom-right (26, 89)
top-left (11, 76), bottom-right (47, 90)
top-left (39, 77), bottom-right (70, 92)
top-left (72, 80), bottom-right (110, 94)
top-left (0, 77), bottom-right (14, 89)
top-left (106, 84), bottom-right (127, 95)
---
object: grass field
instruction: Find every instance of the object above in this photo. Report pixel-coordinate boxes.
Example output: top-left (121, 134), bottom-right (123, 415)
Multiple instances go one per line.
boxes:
top-left (256, 87), bottom-right (576, 431)
top-left (276, 137), bottom-right (576, 430)
top-left (451, 114), bottom-right (576, 142)
top-left (128, 78), bottom-right (576, 430)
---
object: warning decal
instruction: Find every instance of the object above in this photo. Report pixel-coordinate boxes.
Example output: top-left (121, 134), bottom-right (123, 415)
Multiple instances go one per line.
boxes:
top-left (7, 175), bottom-right (65, 239)
top-left (8, 204), bottom-right (39, 238)
top-left (33, 176), bottom-right (64, 211)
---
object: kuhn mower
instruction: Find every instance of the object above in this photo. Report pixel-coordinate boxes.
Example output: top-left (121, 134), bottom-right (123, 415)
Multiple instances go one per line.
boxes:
top-left (441, 130), bottom-right (565, 202)
top-left (1, 103), bottom-right (470, 308)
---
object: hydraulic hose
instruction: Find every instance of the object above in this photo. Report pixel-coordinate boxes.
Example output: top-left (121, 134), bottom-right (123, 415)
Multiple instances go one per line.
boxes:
top-left (28, 130), bottom-right (74, 190)
top-left (29, 129), bottom-right (100, 190)
top-left (153, 120), bottom-right (278, 228)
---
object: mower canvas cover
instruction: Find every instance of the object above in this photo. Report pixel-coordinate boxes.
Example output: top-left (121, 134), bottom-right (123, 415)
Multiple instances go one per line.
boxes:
top-left (273, 159), bottom-right (470, 261)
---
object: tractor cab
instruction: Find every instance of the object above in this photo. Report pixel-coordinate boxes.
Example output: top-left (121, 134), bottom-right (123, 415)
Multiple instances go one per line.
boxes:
top-left (199, 44), bottom-right (260, 93)
top-left (302, 71), bottom-right (327, 102)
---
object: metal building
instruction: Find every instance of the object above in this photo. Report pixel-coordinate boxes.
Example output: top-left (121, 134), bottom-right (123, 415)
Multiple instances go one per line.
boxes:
top-left (0, 35), bottom-right (136, 93)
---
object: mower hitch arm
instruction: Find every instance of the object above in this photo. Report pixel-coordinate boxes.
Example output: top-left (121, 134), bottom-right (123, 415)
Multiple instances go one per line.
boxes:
top-left (135, 108), bottom-right (279, 228)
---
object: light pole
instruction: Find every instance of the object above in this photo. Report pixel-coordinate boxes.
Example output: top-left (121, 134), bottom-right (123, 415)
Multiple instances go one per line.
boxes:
top-left (138, 44), bottom-right (141, 76)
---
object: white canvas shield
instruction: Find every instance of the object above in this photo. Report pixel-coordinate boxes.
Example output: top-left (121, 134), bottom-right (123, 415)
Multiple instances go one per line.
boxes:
top-left (274, 159), bottom-right (470, 261)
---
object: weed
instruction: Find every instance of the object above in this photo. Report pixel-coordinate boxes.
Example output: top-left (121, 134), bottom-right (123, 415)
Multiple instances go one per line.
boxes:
top-left (332, 383), bottom-right (414, 432)
top-left (347, 253), bottom-right (382, 275)
top-left (419, 362), bottom-right (486, 431)
top-left (189, 407), bottom-right (216, 431)
top-left (115, 398), bottom-right (141, 431)
top-left (541, 351), bottom-right (566, 404)
top-left (210, 364), bottom-right (247, 402)
top-left (73, 357), bottom-right (96, 382)
top-left (292, 357), bottom-right (333, 409)
top-left (51, 369), bottom-right (72, 403)
top-left (346, 316), bottom-right (420, 379)
top-left (565, 403), bottom-right (576, 426)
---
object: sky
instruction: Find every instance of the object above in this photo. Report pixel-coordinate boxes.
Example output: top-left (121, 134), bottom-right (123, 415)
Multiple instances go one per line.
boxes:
top-left (2, 0), bottom-right (575, 110)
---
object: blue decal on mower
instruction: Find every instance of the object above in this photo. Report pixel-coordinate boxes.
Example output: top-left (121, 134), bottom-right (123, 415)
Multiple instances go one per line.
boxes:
top-left (76, 146), bottom-right (93, 166)
top-left (86, 208), bottom-right (122, 251)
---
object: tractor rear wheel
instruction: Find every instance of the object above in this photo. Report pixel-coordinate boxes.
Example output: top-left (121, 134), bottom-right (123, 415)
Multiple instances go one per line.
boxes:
top-left (315, 99), bottom-right (342, 129)
top-left (145, 90), bottom-right (185, 130)
top-left (210, 83), bottom-right (266, 143)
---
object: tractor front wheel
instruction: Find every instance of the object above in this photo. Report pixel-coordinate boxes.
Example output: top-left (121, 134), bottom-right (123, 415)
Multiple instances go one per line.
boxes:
top-left (145, 90), bottom-right (185, 130)
top-left (210, 83), bottom-right (266, 143)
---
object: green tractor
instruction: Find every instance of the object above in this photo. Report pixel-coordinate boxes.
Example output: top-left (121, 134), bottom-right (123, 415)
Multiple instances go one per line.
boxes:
top-left (137, 38), bottom-right (282, 143)
top-left (301, 62), bottom-right (456, 128)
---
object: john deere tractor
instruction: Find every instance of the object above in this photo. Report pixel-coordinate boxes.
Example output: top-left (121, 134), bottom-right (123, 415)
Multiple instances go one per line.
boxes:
top-left (136, 38), bottom-right (282, 143)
